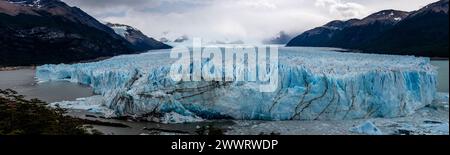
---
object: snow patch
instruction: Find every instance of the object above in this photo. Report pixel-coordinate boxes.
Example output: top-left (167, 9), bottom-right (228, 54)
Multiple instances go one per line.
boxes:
top-left (350, 121), bottom-right (383, 135)
top-left (51, 95), bottom-right (116, 118)
top-left (394, 17), bottom-right (402, 21)
top-left (110, 26), bottom-right (129, 38)
top-left (160, 112), bottom-right (204, 124)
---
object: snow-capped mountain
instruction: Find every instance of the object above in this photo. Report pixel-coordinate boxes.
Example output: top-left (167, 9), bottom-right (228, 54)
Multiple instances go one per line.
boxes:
top-left (106, 23), bottom-right (171, 51)
top-left (0, 0), bottom-right (169, 66)
top-left (287, 10), bottom-right (410, 49)
top-left (351, 10), bottom-right (410, 26)
top-left (1, 0), bottom-right (117, 36)
top-left (287, 0), bottom-right (449, 58)
top-left (411, 0), bottom-right (449, 16)
top-left (5, 0), bottom-right (44, 8)
top-left (359, 0), bottom-right (449, 57)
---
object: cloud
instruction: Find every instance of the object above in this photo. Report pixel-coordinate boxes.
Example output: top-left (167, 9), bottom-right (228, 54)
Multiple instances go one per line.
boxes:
top-left (62, 0), bottom-right (156, 9)
top-left (64, 0), bottom-right (329, 43)
top-left (315, 0), bottom-right (367, 18)
top-left (61, 0), bottom-right (439, 43)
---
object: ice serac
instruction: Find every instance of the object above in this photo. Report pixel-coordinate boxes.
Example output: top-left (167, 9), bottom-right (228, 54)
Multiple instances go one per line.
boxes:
top-left (36, 47), bottom-right (437, 122)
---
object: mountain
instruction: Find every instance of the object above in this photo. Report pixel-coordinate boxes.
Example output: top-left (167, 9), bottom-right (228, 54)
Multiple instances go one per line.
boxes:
top-left (159, 37), bottom-right (170, 43)
top-left (263, 31), bottom-right (295, 44)
top-left (174, 35), bottom-right (189, 43)
top-left (360, 0), bottom-right (449, 57)
top-left (106, 23), bottom-right (171, 51)
top-left (287, 9), bottom-right (410, 49)
top-left (287, 0), bottom-right (449, 58)
top-left (0, 0), bottom-right (168, 66)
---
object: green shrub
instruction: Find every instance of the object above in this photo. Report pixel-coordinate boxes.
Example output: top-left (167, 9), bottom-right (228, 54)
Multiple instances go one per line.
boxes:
top-left (0, 89), bottom-right (91, 135)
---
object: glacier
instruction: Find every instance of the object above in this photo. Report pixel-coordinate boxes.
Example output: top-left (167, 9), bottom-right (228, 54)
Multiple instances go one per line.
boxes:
top-left (36, 47), bottom-right (438, 122)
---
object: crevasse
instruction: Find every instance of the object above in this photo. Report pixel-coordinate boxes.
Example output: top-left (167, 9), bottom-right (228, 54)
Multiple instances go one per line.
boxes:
top-left (36, 47), bottom-right (437, 121)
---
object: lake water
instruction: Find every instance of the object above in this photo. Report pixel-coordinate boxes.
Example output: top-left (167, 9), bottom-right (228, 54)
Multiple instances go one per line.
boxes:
top-left (0, 68), bottom-right (94, 103)
top-left (432, 60), bottom-right (449, 92)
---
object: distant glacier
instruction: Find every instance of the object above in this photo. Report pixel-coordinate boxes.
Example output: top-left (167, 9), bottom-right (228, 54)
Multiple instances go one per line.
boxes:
top-left (36, 47), bottom-right (437, 123)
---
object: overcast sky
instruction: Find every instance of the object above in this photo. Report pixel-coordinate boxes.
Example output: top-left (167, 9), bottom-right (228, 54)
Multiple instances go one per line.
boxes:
top-left (62, 0), bottom-right (437, 43)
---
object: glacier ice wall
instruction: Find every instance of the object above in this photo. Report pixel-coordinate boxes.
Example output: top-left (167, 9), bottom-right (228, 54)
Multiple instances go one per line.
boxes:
top-left (37, 47), bottom-right (438, 121)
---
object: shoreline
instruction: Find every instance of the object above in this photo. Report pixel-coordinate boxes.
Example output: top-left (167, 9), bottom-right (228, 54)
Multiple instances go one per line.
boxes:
top-left (431, 57), bottom-right (449, 61)
top-left (0, 57), bottom-right (113, 71)
top-left (0, 66), bottom-right (36, 71)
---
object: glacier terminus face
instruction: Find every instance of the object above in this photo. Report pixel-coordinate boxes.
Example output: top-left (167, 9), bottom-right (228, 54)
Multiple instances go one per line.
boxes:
top-left (36, 46), bottom-right (438, 123)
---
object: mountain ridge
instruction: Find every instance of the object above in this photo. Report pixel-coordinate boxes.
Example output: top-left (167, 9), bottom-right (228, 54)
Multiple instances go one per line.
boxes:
top-left (287, 0), bottom-right (449, 58)
top-left (106, 23), bottom-right (171, 51)
top-left (0, 0), bottom-right (170, 66)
